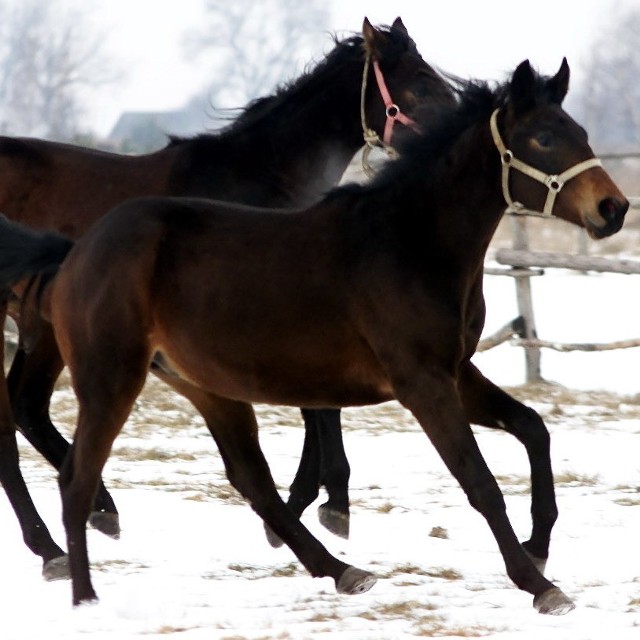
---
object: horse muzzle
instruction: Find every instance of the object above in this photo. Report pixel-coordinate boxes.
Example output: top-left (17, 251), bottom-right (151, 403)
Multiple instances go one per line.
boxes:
top-left (585, 196), bottom-right (629, 239)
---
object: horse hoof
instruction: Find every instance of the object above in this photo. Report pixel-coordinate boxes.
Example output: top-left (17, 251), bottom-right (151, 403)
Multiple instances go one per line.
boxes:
top-left (73, 594), bottom-right (99, 607)
top-left (318, 505), bottom-right (349, 539)
top-left (43, 554), bottom-right (70, 581)
top-left (533, 587), bottom-right (575, 615)
top-left (336, 566), bottom-right (377, 595)
top-left (263, 522), bottom-right (285, 549)
top-left (89, 511), bottom-right (121, 539)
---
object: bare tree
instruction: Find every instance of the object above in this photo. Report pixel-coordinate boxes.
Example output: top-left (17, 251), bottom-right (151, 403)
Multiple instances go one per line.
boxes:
top-left (0, 0), bottom-right (117, 140)
top-left (184, 0), bottom-right (330, 113)
top-left (573, 5), bottom-right (640, 153)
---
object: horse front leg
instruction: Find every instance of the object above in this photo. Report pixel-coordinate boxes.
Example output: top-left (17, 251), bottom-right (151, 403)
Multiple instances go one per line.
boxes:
top-left (265, 408), bottom-right (350, 547)
top-left (8, 327), bottom-right (120, 538)
top-left (394, 367), bottom-right (573, 615)
top-left (458, 360), bottom-right (557, 572)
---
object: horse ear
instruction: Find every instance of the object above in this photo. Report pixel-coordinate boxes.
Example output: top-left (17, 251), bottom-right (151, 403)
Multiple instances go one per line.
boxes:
top-left (362, 17), bottom-right (388, 58)
top-left (509, 59), bottom-right (537, 114)
top-left (546, 58), bottom-right (570, 104)
top-left (391, 17), bottom-right (408, 37)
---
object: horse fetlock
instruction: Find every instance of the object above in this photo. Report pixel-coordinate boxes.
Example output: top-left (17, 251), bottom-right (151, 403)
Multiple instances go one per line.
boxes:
top-left (522, 540), bottom-right (548, 575)
top-left (73, 593), bottom-right (99, 608)
top-left (336, 566), bottom-right (377, 595)
top-left (533, 587), bottom-right (575, 615)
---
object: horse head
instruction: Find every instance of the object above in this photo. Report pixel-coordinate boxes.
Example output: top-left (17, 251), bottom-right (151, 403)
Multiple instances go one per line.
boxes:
top-left (492, 59), bottom-right (628, 238)
top-left (360, 17), bottom-right (454, 154)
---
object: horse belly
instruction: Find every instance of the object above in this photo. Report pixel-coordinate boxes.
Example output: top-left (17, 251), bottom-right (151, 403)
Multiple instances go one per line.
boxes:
top-left (156, 327), bottom-right (394, 409)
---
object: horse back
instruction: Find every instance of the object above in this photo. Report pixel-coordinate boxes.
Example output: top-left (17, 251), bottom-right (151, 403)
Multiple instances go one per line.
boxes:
top-left (0, 136), bottom-right (179, 236)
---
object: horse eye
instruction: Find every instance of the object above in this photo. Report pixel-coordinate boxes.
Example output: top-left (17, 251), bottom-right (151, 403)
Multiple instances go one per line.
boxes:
top-left (412, 85), bottom-right (429, 99)
top-left (533, 131), bottom-right (553, 148)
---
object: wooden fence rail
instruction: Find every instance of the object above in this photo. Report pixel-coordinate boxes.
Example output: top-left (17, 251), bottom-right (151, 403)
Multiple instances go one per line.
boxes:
top-left (480, 197), bottom-right (640, 382)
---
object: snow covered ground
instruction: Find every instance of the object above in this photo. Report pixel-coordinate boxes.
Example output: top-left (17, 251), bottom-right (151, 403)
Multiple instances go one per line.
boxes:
top-left (1, 270), bottom-right (640, 639)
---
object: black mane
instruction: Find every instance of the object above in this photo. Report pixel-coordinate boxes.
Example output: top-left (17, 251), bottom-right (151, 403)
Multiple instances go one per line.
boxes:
top-left (374, 77), bottom-right (498, 187)
top-left (339, 65), bottom-right (561, 199)
top-left (168, 25), bottom-right (419, 146)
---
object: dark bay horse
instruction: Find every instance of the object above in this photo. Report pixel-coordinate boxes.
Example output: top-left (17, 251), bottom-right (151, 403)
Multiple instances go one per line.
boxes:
top-left (0, 18), bottom-right (453, 578)
top-left (0, 59), bottom-right (627, 612)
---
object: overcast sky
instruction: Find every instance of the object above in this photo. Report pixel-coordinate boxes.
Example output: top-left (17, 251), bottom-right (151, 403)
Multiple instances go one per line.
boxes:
top-left (88, 0), bottom-right (632, 136)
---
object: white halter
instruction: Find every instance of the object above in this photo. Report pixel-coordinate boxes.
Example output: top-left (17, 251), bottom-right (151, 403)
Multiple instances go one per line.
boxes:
top-left (489, 108), bottom-right (602, 218)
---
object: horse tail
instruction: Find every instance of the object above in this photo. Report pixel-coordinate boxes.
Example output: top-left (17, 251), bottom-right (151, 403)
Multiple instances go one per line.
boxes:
top-left (0, 214), bottom-right (74, 350)
top-left (0, 214), bottom-right (74, 292)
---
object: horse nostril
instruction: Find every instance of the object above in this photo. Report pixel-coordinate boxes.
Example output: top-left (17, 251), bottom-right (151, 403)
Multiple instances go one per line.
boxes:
top-left (599, 197), bottom-right (629, 223)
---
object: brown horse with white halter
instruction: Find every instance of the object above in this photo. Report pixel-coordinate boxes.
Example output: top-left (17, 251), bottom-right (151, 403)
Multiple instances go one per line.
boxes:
top-left (0, 59), bottom-right (627, 612)
top-left (0, 18), bottom-right (452, 579)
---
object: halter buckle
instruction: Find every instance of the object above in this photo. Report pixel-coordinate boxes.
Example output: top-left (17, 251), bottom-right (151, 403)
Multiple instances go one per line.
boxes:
top-left (501, 150), bottom-right (513, 166)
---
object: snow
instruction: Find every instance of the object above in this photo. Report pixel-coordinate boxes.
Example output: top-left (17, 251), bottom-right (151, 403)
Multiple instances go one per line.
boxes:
top-left (2, 269), bottom-right (640, 639)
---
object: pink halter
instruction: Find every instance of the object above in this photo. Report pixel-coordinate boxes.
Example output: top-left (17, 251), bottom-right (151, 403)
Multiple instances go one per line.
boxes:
top-left (372, 59), bottom-right (421, 145)
top-left (360, 54), bottom-right (421, 176)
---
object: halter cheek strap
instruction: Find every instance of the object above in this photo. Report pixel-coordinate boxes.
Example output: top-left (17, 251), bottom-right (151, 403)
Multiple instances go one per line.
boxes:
top-left (360, 53), bottom-right (422, 177)
top-left (372, 59), bottom-right (421, 146)
top-left (489, 108), bottom-right (602, 217)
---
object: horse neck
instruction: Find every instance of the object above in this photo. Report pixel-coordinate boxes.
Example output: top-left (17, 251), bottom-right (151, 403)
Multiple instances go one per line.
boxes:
top-left (220, 58), bottom-right (365, 207)
top-left (391, 122), bottom-right (505, 274)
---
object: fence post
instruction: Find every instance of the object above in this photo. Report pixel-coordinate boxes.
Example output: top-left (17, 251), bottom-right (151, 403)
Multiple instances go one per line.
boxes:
top-left (510, 215), bottom-right (542, 382)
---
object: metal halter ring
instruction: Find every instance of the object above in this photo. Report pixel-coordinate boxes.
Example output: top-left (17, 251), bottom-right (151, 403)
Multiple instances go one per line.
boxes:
top-left (386, 104), bottom-right (400, 118)
top-left (501, 150), bottom-right (513, 165)
top-left (545, 176), bottom-right (562, 192)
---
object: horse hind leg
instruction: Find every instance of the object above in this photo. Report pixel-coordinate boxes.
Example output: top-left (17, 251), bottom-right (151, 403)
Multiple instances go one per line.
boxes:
top-left (0, 425), bottom-right (69, 580)
top-left (264, 408), bottom-right (324, 548)
top-left (263, 412), bottom-right (320, 547)
top-left (162, 377), bottom-right (376, 595)
top-left (8, 330), bottom-right (120, 539)
top-left (60, 346), bottom-right (149, 605)
top-left (0, 317), bottom-right (68, 579)
top-left (266, 408), bottom-right (350, 548)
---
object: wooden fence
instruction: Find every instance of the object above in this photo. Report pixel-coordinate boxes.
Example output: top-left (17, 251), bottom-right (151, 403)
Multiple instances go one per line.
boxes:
top-left (478, 197), bottom-right (640, 382)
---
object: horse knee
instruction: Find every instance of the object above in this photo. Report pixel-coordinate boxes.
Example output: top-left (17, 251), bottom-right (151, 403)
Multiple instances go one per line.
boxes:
top-left (513, 406), bottom-right (550, 453)
top-left (466, 478), bottom-right (507, 518)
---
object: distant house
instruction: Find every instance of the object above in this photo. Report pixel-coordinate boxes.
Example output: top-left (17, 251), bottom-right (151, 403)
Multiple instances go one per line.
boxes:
top-left (108, 100), bottom-right (212, 152)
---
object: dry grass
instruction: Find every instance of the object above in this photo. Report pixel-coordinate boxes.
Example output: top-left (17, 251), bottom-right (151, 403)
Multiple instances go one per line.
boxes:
top-left (143, 626), bottom-right (192, 635)
top-left (384, 563), bottom-right (463, 582)
top-left (224, 562), bottom-right (304, 580)
top-left (494, 474), bottom-right (531, 495)
top-left (429, 526), bottom-right (449, 539)
top-left (354, 599), bottom-right (497, 637)
top-left (553, 471), bottom-right (600, 487)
